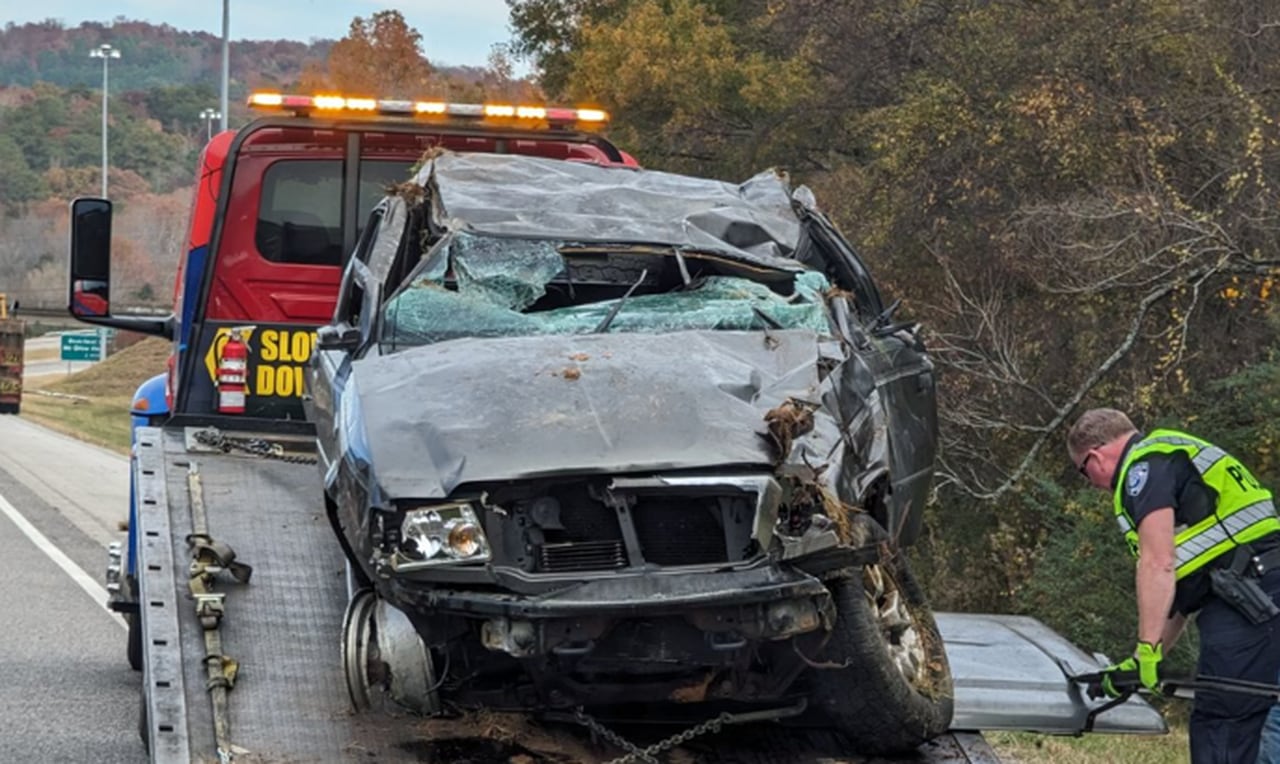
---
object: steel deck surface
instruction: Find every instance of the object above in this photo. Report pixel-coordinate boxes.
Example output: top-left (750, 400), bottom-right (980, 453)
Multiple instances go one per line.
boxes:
top-left (136, 426), bottom-right (1154, 763)
top-left (141, 426), bottom-right (425, 762)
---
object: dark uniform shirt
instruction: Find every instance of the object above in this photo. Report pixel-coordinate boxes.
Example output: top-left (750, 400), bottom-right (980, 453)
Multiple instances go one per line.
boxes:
top-left (1115, 433), bottom-right (1224, 615)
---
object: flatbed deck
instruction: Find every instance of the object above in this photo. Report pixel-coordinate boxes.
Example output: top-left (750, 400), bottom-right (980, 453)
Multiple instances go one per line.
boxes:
top-left (133, 425), bottom-right (1161, 763)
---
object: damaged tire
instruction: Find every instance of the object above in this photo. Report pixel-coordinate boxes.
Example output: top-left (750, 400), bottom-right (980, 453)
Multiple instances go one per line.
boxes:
top-left (805, 553), bottom-right (953, 755)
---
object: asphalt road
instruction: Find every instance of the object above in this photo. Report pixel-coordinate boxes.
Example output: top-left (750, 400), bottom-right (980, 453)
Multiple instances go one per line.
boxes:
top-left (0, 415), bottom-right (144, 763)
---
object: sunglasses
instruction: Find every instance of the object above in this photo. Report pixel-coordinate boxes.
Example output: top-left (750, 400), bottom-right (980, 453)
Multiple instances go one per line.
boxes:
top-left (1077, 450), bottom-right (1096, 477)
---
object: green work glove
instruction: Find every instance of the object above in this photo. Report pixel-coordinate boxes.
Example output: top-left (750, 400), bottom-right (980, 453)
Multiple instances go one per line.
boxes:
top-left (1099, 641), bottom-right (1163, 698)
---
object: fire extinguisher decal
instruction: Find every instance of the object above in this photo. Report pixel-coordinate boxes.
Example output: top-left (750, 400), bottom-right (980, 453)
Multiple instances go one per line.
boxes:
top-left (216, 326), bottom-right (253, 414)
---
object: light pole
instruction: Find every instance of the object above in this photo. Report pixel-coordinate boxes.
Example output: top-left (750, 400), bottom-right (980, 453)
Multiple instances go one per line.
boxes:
top-left (89, 44), bottom-right (121, 198)
top-left (220, 0), bottom-right (230, 132)
top-left (200, 108), bottom-right (223, 142)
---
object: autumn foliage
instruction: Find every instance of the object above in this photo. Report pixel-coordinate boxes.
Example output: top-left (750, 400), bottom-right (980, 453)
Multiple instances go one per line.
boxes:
top-left (0, 12), bottom-right (540, 315)
top-left (299, 11), bottom-right (435, 97)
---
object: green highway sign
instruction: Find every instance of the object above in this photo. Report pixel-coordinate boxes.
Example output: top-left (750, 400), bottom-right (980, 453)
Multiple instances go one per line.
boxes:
top-left (60, 332), bottom-right (104, 362)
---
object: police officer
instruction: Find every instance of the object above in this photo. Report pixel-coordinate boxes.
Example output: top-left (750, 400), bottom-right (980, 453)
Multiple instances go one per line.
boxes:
top-left (1067, 408), bottom-right (1280, 764)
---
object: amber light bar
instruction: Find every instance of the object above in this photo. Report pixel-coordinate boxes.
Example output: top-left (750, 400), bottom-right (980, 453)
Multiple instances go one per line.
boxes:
top-left (247, 92), bottom-right (609, 128)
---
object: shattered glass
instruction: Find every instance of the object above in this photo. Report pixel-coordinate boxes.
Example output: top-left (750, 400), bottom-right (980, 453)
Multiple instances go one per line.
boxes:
top-left (450, 234), bottom-right (564, 310)
top-left (381, 232), bottom-right (832, 348)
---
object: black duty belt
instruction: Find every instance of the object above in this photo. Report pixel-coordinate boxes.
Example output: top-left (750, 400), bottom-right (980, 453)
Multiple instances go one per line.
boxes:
top-left (1244, 545), bottom-right (1280, 577)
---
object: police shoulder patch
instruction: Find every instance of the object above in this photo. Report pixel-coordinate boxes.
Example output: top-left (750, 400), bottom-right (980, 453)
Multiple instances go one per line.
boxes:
top-left (1127, 461), bottom-right (1150, 497)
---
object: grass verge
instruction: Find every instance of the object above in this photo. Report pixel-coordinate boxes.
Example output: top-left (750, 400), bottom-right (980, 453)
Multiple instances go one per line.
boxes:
top-left (25, 344), bottom-right (58, 363)
top-left (20, 337), bottom-right (170, 455)
top-left (987, 723), bottom-right (1188, 763)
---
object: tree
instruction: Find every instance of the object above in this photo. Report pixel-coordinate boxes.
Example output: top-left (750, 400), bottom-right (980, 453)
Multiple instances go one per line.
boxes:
top-left (304, 11), bottom-right (434, 97)
top-left (507, 0), bottom-right (621, 97)
top-left (845, 1), bottom-right (1280, 501)
top-left (564, 0), bottom-right (811, 176)
top-left (142, 84), bottom-right (218, 136)
top-left (0, 133), bottom-right (48, 204)
top-left (479, 44), bottom-right (544, 102)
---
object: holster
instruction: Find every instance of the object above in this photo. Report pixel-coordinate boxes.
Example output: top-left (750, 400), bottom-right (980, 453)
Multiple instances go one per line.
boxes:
top-left (1209, 547), bottom-right (1280, 625)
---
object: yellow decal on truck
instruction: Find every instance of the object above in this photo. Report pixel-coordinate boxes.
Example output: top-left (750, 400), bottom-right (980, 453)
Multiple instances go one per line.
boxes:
top-left (204, 327), bottom-right (316, 398)
top-left (255, 329), bottom-right (316, 397)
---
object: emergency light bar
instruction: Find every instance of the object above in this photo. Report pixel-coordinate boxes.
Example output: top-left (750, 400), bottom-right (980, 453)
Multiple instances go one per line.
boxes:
top-left (247, 92), bottom-right (609, 128)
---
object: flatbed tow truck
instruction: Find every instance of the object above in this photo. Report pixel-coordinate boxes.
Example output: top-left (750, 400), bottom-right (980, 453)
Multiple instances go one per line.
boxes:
top-left (68, 94), bottom-right (1165, 763)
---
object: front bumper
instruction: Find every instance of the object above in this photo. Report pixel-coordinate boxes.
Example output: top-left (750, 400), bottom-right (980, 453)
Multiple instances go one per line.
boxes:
top-left (389, 564), bottom-right (833, 658)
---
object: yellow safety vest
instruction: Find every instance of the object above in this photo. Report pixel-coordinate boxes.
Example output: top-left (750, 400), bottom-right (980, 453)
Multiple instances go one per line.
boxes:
top-left (1114, 429), bottom-right (1278, 579)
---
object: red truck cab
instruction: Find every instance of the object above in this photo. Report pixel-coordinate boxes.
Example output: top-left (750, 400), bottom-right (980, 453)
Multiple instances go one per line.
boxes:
top-left (69, 93), bottom-right (635, 422)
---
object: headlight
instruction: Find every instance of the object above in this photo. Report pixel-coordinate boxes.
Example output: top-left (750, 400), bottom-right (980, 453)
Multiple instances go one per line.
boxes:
top-left (394, 503), bottom-right (490, 570)
top-left (445, 518), bottom-right (484, 558)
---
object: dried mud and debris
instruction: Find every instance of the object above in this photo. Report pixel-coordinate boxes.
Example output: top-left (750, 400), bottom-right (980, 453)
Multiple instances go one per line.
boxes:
top-left (408, 712), bottom-right (599, 762)
top-left (379, 709), bottom-right (882, 763)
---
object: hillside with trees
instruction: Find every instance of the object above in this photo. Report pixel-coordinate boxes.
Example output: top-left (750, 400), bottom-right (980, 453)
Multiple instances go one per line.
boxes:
top-left (0, 19), bottom-right (326, 93)
top-left (0, 12), bottom-right (531, 311)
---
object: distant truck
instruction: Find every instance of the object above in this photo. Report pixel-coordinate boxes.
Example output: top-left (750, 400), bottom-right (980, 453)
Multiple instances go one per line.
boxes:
top-left (0, 293), bottom-right (22, 414)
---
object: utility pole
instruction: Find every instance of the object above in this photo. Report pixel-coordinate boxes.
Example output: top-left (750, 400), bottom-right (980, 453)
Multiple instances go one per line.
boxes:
top-left (89, 44), bottom-right (121, 198)
top-left (220, 0), bottom-right (230, 132)
top-left (200, 108), bottom-right (223, 142)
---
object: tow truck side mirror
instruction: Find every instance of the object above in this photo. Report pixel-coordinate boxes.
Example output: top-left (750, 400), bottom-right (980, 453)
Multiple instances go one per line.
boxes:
top-left (68, 197), bottom-right (174, 339)
top-left (69, 198), bottom-right (113, 319)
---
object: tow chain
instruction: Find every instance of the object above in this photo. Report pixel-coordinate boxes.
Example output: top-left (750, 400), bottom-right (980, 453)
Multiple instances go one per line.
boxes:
top-left (571, 700), bottom-right (808, 764)
top-left (193, 427), bottom-right (317, 465)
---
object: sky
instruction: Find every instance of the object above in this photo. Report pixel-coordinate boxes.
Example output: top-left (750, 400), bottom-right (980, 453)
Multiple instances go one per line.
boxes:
top-left (4, 1), bottom-right (518, 70)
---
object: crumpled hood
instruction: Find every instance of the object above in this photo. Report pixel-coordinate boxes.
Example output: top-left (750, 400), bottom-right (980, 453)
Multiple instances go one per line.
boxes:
top-left (350, 329), bottom-right (844, 499)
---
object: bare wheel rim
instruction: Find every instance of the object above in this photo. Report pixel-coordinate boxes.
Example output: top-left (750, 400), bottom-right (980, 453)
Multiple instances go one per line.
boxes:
top-left (342, 589), bottom-right (377, 712)
top-left (863, 564), bottom-right (926, 686)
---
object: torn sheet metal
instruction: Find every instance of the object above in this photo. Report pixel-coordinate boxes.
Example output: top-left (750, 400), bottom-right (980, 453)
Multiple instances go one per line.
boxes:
top-left (366, 195), bottom-right (410, 280)
top-left (939, 613), bottom-right (1168, 736)
top-left (413, 151), bottom-right (809, 267)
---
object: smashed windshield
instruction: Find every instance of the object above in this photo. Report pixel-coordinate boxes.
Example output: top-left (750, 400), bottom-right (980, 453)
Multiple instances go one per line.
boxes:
top-left (380, 232), bottom-right (831, 349)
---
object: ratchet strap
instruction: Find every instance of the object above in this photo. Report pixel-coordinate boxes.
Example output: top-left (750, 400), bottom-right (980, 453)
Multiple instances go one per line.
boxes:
top-left (187, 462), bottom-right (253, 763)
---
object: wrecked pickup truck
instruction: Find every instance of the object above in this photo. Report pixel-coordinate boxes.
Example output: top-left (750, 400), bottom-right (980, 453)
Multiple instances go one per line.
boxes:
top-left (306, 150), bottom-right (950, 754)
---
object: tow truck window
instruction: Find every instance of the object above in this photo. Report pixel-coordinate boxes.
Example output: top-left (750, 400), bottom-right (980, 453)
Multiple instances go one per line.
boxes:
top-left (357, 160), bottom-right (414, 222)
top-left (255, 159), bottom-right (414, 266)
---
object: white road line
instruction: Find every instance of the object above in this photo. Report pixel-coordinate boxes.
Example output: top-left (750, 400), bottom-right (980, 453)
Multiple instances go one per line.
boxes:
top-left (0, 489), bottom-right (127, 631)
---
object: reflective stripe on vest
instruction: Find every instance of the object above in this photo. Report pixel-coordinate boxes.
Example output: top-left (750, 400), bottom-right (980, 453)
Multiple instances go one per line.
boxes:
top-left (1113, 429), bottom-right (1279, 579)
